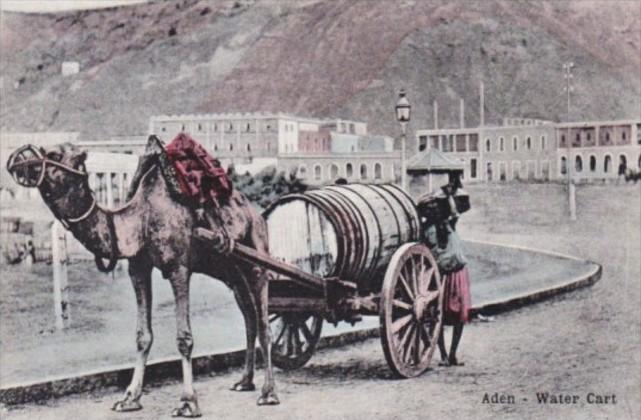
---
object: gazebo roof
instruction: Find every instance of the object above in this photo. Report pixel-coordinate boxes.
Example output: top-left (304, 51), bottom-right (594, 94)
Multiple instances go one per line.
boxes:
top-left (407, 149), bottom-right (464, 172)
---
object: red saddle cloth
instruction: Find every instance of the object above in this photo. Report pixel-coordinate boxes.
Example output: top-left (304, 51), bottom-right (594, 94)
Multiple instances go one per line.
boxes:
top-left (165, 133), bottom-right (232, 205)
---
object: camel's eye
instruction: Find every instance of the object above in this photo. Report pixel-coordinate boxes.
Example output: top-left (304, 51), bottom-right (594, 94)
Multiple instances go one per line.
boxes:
top-left (47, 151), bottom-right (63, 161)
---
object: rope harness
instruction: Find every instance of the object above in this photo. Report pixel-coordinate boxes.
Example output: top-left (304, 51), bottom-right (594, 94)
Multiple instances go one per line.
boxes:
top-left (7, 145), bottom-right (120, 273)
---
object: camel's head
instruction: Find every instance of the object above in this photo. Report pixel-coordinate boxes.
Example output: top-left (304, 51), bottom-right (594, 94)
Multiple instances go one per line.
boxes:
top-left (7, 142), bottom-right (88, 203)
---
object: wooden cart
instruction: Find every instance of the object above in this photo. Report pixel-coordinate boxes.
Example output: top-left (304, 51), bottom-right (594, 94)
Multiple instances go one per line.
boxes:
top-left (198, 184), bottom-right (444, 378)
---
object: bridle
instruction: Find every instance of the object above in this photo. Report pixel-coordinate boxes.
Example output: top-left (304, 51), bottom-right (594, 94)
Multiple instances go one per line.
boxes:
top-left (6, 144), bottom-right (119, 273)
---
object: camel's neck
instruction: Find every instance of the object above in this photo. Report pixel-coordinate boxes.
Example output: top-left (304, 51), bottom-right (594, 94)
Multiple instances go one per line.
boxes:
top-left (45, 179), bottom-right (144, 259)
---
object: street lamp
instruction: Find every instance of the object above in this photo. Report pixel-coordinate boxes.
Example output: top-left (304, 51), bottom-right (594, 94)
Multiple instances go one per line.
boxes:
top-left (395, 89), bottom-right (411, 191)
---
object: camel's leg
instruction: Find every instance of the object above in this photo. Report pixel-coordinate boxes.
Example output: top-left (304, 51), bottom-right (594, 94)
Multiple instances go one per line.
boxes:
top-left (230, 271), bottom-right (258, 392)
top-left (251, 267), bottom-right (279, 406)
top-left (113, 255), bottom-right (153, 412)
top-left (169, 266), bottom-right (202, 418)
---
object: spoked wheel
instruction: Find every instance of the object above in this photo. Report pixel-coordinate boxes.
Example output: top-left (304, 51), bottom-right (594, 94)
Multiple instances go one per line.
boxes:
top-left (269, 312), bottom-right (323, 370)
top-left (380, 242), bottom-right (444, 378)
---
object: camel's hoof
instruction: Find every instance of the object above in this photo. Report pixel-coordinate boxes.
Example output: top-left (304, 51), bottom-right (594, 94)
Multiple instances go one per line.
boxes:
top-left (171, 400), bottom-right (202, 418)
top-left (112, 399), bottom-right (142, 412)
top-left (257, 392), bottom-right (280, 406)
top-left (230, 381), bottom-right (256, 392)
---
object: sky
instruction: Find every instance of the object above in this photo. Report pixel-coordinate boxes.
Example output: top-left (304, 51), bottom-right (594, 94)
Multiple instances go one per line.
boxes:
top-left (0, 0), bottom-right (149, 13)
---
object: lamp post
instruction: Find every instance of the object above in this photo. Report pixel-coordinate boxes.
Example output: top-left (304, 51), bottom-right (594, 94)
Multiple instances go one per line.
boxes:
top-left (395, 89), bottom-right (411, 192)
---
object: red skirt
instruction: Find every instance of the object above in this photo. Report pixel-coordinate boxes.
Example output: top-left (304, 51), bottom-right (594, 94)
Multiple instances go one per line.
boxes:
top-left (442, 266), bottom-right (471, 325)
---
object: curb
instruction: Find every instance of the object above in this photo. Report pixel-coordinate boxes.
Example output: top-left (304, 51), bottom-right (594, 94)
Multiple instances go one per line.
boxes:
top-left (0, 244), bottom-right (601, 406)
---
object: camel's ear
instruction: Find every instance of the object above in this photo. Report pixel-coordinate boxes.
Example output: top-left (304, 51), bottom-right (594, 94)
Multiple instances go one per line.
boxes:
top-left (78, 151), bottom-right (87, 163)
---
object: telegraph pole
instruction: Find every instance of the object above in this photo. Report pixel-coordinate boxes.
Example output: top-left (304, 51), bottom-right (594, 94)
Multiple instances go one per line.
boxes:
top-left (563, 62), bottom-right (577, 220)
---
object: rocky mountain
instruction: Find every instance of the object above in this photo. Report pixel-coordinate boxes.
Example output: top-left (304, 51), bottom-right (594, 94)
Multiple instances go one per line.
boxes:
top-left (1, 0), bottom-right (639, 144)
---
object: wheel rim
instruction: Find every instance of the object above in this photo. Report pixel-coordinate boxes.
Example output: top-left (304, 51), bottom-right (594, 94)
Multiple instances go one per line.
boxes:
top-left (380, 243), bottom-right (443, 378)
top-left (270, 312), bottom-right (323, 370)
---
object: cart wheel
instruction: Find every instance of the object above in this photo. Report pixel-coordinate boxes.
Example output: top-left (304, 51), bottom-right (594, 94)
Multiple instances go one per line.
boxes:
top-left (380, 242), bottom-right (443, 378)
top-left (269, 312), bottom-right (323, 370)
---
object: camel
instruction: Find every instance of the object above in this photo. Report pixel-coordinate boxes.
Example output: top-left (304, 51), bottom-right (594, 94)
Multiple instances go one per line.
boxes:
top-left (6, 141), bottom-right (279, 417)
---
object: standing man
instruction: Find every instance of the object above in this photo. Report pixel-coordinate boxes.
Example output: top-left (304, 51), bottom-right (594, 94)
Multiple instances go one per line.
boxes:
top-left (418, 175), bottom-right (471, 366)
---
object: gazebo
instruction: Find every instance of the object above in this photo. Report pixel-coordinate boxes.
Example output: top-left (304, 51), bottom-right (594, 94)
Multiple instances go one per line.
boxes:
top-left (406, 149), bottom-right (464, 198)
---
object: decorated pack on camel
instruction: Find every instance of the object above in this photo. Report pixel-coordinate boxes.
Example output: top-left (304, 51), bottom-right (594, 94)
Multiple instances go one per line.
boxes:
top-left (132, 133), bottom-right (233, 210)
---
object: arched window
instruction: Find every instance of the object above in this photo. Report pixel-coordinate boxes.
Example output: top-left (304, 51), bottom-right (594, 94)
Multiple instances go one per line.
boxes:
top-left (513, 136), bottom-right (518, 151)
top-left (485, 139), bottom-right (491, 152)
top-left (499, 137), bottom-right (505, 152)
top-left (330, 164), bottom-right (339, 179)
top-left (589, 155), bottom-right (596, 172)
top-left (486, 162), bottom-right (493, 181)
top-left (541, 135), bottom-right (546, 150)
top-left (622, 132), bottom-right (627, 141)
top-left (246, 123), bottom-right (251, 132)
top-left (374, 163), bottom-right (382, 179)
top-left (561, 134), bottom-right (566, 146)
top-left (560, 157), bottom-right (567, 175)
top-left (575, 133), bottom-right (581, 145)
top-left (229, 143), bottom-right (234, 151)
top-left (360, 163), bottom-right (368, 179)
top-left (575, 156), bottom-right (583, 173)
top-left (619, 154), bottom-right (627, 174)
top-left (604, 155), bottom-right (612, 173)
top-left (299, 164), bottom-right (307, 178)
top-left (314, 164), bottom-right (322, 181)
top-left (346, 163), bottom-right (353, 178)
top-left (526, 137), bottom-right (532, 150)
top-left (246, 144), bottom-right (251, 152)
top-left (197, 123), bottom-right (202, 131)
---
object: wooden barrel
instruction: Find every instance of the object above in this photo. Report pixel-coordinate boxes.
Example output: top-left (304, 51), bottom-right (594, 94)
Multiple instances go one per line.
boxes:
top-left (264, 184), bottom-right (420, 289)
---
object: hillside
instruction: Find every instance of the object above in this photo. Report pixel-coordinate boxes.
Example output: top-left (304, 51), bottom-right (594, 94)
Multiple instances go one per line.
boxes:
top-left (1, 0), bottom-right (639, 143)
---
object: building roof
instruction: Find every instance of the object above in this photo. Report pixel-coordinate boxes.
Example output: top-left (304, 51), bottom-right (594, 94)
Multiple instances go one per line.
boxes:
top-left (407, 149), bottom-right (464, 172)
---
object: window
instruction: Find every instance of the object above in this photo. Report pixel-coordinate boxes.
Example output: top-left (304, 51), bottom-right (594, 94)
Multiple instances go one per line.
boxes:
top-left (604, 155), bottom-right (612, 173)
top-left (560, 157), bottom-right (567, 175)
top-left (267, 142), bottom-right (270, 151)
top-left (181, 124), bottom-right (185, 131)
top-left (314, 165), bottom-right (322, 181)
top-left (346, 163), bottom-right (353, 178)
top-left (499, 162), bottom-right (507, 181)
top-left (575, 133), bottom-right (581, 145)
top-left (513, 136), bottom-right (518, 151)
top-left (512, 161), bottom-right (521, 180)
top-left (330, 164), bottom-right (339, 179)
top-left (622, 132), bottom-right (626, 141)
top-left (418, 136), bottom-right (428, 152)
top-left (213, 124), bottom-right (218, 132)
top-left (469, 134), bottom-right (478, 151)
top-left (246, 144), bottom-right (251, 152)
top-left (229, 143), bottom-right (234, 151)
top-left (374, 163), bottom-right (382, 179)
top-left (228, 123), bottom-right (234, 131)
top-left (485, 138), bottom-right (491, 152)
top-left (526, 137), bottom-right (531, 150)
top-left (619, 154), bottom-right (627, 171)
top-left (605, 132), bottom-right (610, 142)
top-left (246, 123), bottom-right (251, 132)
top-left (161, 126), bottom-right (166, 132)
top-left (470, 158), bottom-right (477, 178)
top-left (360, 164), bottom-right (368, 179)
top-left (197, 123), bottom-right (202, 131)
top-left (486, 162), bottom-right (493, 181)
top-left (575, 156), bottom-right (583, 173)
top-left (499, 137), bottom-right (505, 152)
top-left (589, 156), bottom-right (596, 172)
top-left (541, 135), bottom-right (546, 150)
top-left (299, 165), bottom-right (307, 178)
top-left (349, 123), bottom-right (355, 134)
top-left (561, 134), bottom-right (566, 146)
top-left (214, 144), bottom-right (218, 151)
